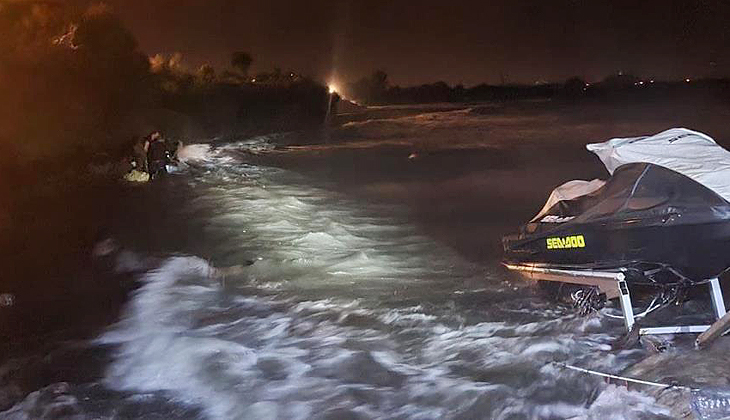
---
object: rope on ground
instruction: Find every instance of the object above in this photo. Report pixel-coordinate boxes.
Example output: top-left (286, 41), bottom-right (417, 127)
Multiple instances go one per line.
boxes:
top-left (552, 361), bottom-right (698, 391)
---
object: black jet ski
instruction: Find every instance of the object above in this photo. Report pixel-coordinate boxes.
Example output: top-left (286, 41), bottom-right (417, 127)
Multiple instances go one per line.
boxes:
top-left (503, 162), bottom-right (730, 284)
top-left (503, 128), bottom-right (730, 286)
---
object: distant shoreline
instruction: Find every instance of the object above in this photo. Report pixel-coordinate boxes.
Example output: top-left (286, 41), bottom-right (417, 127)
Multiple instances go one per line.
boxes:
top-left (340, 71), bottom-right (730, 106)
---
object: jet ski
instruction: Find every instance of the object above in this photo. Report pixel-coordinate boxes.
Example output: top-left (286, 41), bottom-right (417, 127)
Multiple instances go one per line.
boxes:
top-left (503, 128), bottom-right (730, 286)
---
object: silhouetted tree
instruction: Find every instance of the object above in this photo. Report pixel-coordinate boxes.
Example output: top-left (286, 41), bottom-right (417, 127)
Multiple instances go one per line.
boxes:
top-left (0, 2), bottom-right (333, 164)
top-left (371, 70), bottom-right (389, 91)
top-left (562, 76), bottom-right (586, 98)
top-left (344, 70), bottom-right (391, 104)
top-left (231, 51), bottom-right (253, 76)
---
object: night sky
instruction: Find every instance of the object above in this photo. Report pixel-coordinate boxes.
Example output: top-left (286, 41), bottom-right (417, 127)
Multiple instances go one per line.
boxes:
top-left (95, 0), bottom-right (730, 86)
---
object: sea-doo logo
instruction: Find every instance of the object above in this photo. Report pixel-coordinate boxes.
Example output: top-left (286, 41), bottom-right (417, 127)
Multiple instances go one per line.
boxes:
top-left (540, 215), bottom-right (575, 223)
top-left (546, 235), bottom-right (585, 250)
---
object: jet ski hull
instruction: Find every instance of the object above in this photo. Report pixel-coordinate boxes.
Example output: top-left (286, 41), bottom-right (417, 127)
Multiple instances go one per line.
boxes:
top-left (503, 162), bottom-right (730, 284)
top-left (504, 220), bottom-right (730, 282)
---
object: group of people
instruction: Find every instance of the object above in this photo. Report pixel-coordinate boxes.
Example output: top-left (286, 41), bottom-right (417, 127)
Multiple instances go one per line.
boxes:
top-left (125, 131), bottom-right (183, 182)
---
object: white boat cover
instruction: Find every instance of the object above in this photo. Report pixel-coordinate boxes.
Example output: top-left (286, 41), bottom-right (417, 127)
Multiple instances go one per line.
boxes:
top-left (587, 128), bottom-right (730, 203)
top-left (531, 179), bottom-right (605, 222)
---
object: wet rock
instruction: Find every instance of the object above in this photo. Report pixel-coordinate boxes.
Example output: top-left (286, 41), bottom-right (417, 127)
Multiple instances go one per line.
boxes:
top-left (623, 335), bottom-right (730, 419)
top-left (256, 357), bottom-right (290, 381)
top-left (337, 312), bottom-right (376, 328)
top-left (337, 351), bottom-right (406, 388)
top-left (640, 335), bottom-right (672, 354)
top-left (612, 324), bottom-right (640, 350)
top-left (654, 388), bottom-right (693, 420)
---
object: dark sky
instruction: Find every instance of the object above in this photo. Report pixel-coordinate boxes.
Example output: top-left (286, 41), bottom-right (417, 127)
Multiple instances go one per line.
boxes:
top-left (99, 0), bottom-right (730, 86)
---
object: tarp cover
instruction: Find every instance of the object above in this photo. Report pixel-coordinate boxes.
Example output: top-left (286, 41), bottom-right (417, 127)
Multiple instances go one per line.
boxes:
top-left (587, 128), bottom-right (730, 203)
top-left (531, 179), bottom-right (605, 222)
top-left (535, 163), bottom-right (730, 223)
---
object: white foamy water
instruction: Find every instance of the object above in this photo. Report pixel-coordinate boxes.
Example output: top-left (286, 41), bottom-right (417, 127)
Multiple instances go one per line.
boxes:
top-left (87, 136), bottom-right (672, 420)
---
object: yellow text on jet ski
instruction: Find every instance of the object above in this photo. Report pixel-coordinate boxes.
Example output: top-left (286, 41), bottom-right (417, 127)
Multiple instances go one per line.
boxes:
top-left (546, 235), bottom-right (585, 249)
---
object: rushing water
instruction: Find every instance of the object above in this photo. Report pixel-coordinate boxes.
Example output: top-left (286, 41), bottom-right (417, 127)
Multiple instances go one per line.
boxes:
top-left (7, 100), bottom-right (730, 419)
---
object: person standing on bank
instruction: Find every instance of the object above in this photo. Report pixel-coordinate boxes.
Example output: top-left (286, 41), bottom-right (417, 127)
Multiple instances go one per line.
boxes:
top-left (131, 135), bottom-right (148, 173)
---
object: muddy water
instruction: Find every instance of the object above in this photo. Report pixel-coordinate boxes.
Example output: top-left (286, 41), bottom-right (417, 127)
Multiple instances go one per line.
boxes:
top-left (5, 100), bottom-right (730, 419)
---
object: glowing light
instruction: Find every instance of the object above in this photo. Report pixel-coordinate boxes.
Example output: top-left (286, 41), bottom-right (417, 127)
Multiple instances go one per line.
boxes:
top-left (328, 83), bottom-right (337, 94)
top-left (252, 78), bottom-right (256, 83)
top-left (685, 78), bottom-right (691, 83)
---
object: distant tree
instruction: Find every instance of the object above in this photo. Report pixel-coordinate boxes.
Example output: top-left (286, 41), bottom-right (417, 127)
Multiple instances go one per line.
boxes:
top-left (231, 51), bottom-right (253, 76)
top-left (167, 52), bottom-right (185, 72)
top-left (72, 4), bottom-right (150, 113)
top-left (149, 53), bottom-right (165, 73)
top-left (343, 70), bottom-right (391, 104)
top-left (196, 64), bottom-right (216, 84)
top-left (562, 76), bottom-right (586, 98)
top-left (371, 70), bottom-right (389, 91)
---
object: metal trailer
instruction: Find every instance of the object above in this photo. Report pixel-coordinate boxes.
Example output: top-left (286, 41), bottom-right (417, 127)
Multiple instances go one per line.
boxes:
top-left (504, 263), bottom-right (727, 335)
